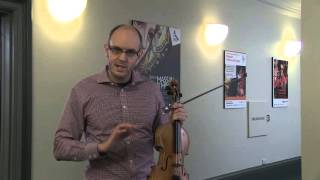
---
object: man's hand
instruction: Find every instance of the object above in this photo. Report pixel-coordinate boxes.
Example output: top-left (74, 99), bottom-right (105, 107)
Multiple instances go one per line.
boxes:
top-left (98, 123), bottom-right (136, 153)
top-left (170, 103), bottom-right (188, 123)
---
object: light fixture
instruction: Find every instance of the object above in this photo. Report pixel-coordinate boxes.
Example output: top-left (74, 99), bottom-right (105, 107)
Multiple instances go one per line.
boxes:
top-left (48, 0), bottom-right (87, 23)
top-left (284, 40), bottom-right (301, 57)
top-left (205, 24), bottom-right (229, 45)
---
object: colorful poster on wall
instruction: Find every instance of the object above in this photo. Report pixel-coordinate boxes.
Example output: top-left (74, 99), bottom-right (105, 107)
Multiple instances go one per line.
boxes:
top-left (272, 58), bottom-right (288, 107)
top-left (132, 20), bottom-right (181, 104)
top-left (224, 50), bottom-right (247, 109)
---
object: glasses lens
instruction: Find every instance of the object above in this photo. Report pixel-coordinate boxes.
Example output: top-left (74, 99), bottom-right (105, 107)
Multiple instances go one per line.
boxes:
top-left (109, 46), bottom-right (138, 58)
top-left (125, 49), bottom-right (138, 58)
top-left (109, 46), bottom-right (123, 55)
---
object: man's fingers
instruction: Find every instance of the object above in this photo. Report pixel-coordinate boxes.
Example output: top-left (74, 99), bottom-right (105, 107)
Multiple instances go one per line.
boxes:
top-left (117, 123), bottom-right (136, 130)
top-left (169, 102), bottom-right (188, 123)
top-left (113, 123), bottom-right (137, 136)
top-left (172, 103), bottom-right (184, 109)
top-left (117, 129), bottom-right (128, 134)
top-left (173, 108), bottom-right (186, 114)
top-left (172, 114), bottom-right (188, 120)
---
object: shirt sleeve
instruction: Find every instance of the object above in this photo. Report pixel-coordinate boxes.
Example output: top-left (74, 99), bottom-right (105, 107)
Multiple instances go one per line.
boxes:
top-left (53, 87), bottom-right (100, 161)
top-left (152, 85), bottom-right (169, 134)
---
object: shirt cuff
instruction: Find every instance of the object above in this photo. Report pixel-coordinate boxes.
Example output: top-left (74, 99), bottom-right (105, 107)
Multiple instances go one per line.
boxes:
top-left (85, 142), bottom-right (100, 160)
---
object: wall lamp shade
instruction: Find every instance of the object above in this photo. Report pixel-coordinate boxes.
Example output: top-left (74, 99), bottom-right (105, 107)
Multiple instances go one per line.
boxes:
top-left (48, 0), bottom-right (87, 22)
top-left (284, 40), bottom-right (302, 57)
top-left (205, 24), bottom-right (229, 45)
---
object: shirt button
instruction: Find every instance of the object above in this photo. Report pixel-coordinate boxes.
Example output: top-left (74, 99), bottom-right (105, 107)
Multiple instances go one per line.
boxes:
top-left (126, 140), bottom-right (131, 145)
top-left (122, 105), bottom-right (127, 109)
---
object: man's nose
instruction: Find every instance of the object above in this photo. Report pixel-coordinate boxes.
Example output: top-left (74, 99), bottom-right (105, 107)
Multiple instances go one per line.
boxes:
top-left (118, 52), bottom-right (128, 61)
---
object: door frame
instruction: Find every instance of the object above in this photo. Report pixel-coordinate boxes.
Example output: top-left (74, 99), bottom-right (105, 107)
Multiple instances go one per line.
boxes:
top-left (0, 0), bottom-right (32, 180)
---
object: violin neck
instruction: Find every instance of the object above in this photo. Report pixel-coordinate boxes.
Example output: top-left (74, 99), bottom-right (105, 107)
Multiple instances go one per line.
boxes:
top-left (174, 121), bottom-right (181, 154)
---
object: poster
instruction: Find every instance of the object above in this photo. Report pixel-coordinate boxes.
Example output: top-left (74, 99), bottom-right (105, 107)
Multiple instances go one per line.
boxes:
top-left (132, 20), bottom-right (181, 104)
top-left (272, 58), bottom-right (288, 107)
top-left (224, 50), bottom-right (247, 109)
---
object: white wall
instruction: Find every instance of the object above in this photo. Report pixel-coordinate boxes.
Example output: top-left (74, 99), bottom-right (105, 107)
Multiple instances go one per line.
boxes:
top-left (301, 1), bottom-right (320, 180)
top-left (32, 0), bottom-right (301, 179)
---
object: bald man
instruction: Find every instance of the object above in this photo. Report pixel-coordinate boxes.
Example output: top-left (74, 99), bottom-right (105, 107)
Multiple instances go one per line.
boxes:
top-left (53, 24), bottom-right (187, 180)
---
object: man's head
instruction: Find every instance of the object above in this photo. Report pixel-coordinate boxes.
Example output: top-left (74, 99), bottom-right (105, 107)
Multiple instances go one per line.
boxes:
top-left (104, 24), bottom-right (143, 84)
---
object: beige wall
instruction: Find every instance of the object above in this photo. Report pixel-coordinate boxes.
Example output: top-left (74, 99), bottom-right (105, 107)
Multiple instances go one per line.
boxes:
top-left (32, 0), bottom-right (301, 179)
top-left (301, 1), bottom-right (320, 180)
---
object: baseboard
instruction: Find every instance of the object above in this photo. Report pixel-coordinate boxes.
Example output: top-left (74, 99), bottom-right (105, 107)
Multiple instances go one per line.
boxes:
top-left (206, 156), bottom-right (301, 180)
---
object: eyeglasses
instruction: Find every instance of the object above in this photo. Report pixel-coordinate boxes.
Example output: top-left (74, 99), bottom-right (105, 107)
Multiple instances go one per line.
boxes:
top-left (108, 45), bottom-right (140, 58)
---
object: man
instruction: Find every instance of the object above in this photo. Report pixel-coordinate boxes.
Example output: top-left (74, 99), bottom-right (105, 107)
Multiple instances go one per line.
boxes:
top-left (53, 24), bottom-right (187, 180)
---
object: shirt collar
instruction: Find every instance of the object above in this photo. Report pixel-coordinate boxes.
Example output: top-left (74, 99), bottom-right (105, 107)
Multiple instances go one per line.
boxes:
top-left (95, 66), bottom-right (146, 85)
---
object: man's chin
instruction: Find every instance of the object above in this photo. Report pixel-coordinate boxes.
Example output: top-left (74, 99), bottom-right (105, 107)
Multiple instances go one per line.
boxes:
top-left (110, 72), bottom-right (130, 82)
top-left (114, 70), bottom-right (129, 77)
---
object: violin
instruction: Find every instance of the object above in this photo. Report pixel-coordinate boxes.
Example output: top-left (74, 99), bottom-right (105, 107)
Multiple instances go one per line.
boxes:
top-left (148, 80), bottom-right (190, 180)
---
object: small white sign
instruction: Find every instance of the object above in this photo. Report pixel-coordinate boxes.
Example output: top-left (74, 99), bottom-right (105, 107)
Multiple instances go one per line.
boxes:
top-left (247, 101), bottom-right (269, 138)
top-left (272, 99), bottom-right (289, 107)
top-left (225, 100), bottom-right (247, 109)
top-left (225, 51), bottom-right (246, 66)
top-left (169, 28), bottom-right (181, 46)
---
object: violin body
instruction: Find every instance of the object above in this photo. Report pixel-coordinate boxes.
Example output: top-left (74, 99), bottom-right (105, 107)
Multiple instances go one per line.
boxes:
top-left (148, 120), bottom-right (190, 180)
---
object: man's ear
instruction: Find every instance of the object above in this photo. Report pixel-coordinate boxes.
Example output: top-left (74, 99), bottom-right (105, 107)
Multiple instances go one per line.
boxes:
top-left (104, 43), bottom-right (110, 58)
top-left (137, 48), bottom-right (143, 58)
top-left (135, 49), bottom-right (144, 66)
top-left (137, 48), bottom-right (145, 60)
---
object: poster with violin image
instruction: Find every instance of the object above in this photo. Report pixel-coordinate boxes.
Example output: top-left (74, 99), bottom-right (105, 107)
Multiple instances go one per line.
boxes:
top-left (224, 50), bottom-right (247, 109)
top-left (132, 20), bottom-right (181, 105)
top-left (272, 58), bottom-right (288, 107)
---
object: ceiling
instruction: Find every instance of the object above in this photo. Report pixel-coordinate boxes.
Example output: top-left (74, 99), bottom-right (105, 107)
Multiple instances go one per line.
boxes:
top-left (257, 0), bottom-right (301, 19)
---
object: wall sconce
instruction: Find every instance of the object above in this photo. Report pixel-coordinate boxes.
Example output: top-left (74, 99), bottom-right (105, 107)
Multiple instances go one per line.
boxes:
top-left (284, 40), bottom-right (301, 57)
top-left (205, 24), bottom-right (229, 45)
top-left (48, 0), bottom-right (87, 23)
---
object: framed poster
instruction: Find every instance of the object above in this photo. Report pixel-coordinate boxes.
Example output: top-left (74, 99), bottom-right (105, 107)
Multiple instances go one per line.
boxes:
top-left (224, 50), bottom-right (247, 109)
top-left (132, 20), bottom-right (181, 104)
top-left (272, 57), bottom-right (288, 107)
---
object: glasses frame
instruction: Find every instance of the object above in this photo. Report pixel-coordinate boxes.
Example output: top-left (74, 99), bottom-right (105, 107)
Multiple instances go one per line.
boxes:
top-left (107, 45), bottom-right (141, 59)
